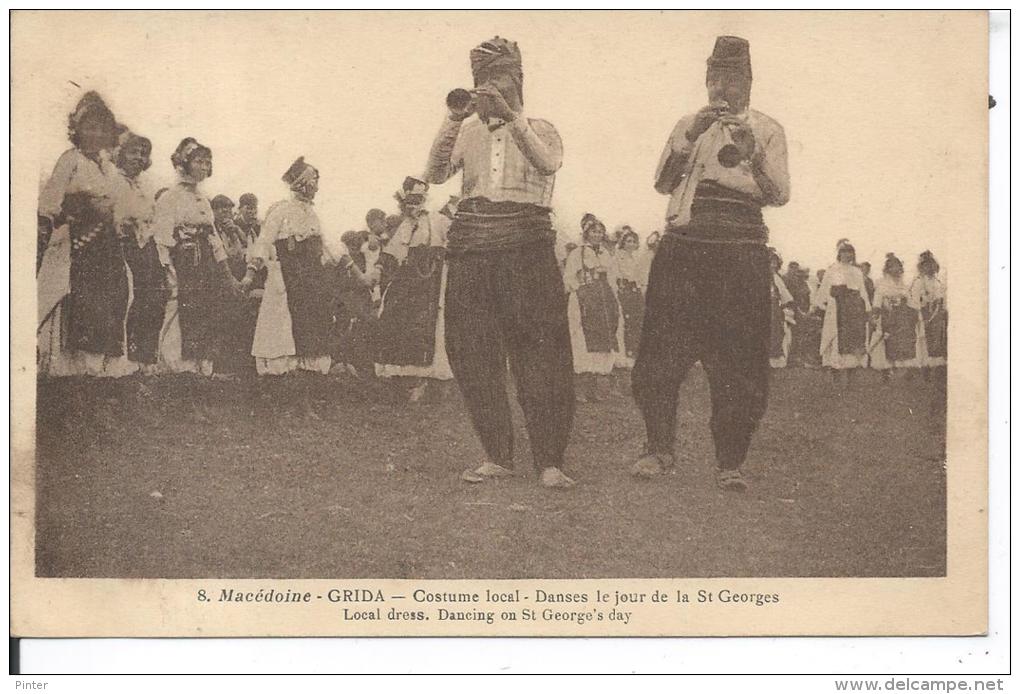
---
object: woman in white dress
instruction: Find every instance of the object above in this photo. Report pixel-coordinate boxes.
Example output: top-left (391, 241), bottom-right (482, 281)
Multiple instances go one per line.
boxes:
top-left (614, 228), bottom-right (646, 369)
top-left (37, 92), bottom-right (136, 381)
top-left (245, 158), bottom-right (371, 417)
top-left (373, 177), bottom-right (453, 403)
top-left (152, 138), bottom-right (241, 379)
top-left (910, 250), bottom-right (947, 380)
top-left (564, 214), bottom-right (624, 401)
top-left (869, 253), bottom-right (919, 380)
top-left (813, 239), bottom-right (871, 383)
top-left (768, 250), bottom-right (796, 369)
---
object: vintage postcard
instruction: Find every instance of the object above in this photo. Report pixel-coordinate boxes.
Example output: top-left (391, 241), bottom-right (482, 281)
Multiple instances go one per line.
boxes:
top-left (10, 10), bottom-right (988, 637)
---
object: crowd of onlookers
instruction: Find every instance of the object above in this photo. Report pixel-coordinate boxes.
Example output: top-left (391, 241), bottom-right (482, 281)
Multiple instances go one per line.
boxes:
top-left (37, 91), bottom-right (948, 425)
top-left (556, 225), bottom-right (947, 397)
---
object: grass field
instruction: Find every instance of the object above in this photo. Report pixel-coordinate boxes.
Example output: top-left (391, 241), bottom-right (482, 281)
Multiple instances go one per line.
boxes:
top-left (35, 366), bottom-right (946, 579)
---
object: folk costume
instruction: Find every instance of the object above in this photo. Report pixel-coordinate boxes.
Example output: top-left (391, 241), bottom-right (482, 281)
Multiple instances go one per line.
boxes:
top-left (868, 254), bottom-right (918, 372)
top-left (632, 36), bottom-right (790, 488)
top-left (769, 265), bottom-right (796, 369)
top-left (814, 242), bottom-right (872, 371)
top-left (37, 93), bottom-right (135, 378)
top-left (910, 251), bottom-right (947, 369)
top-left (614, 231), bottom-right (648, 369)
top-left (783, 263), bottom-right (814, 367)
top-left (374, 177), bottom-right (453, 383)
top-left (110, 132), bottom-right (167, 368)
top-left (249, 158), bottom-right (334, 375)
top-left (564, 216), bottom-right (623, 377)
top-left (211, 194), bottom-right (258, 375)
top-left (152, 139), bottom-right (236, 376)
top-left (425, 36), bottom-right (575, 484)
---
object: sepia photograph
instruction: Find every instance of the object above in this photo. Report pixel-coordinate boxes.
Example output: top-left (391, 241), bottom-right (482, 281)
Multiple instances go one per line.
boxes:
top-left (10, 10), bottom-right (989, 639)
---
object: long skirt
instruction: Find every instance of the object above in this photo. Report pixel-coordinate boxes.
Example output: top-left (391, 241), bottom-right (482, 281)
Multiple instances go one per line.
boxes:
top-left (66, 216), bottom-right (129, 357)
top-left (123, 238), bottom-right (169, 365)
top-left (276, 237), bottom-right (334, 359)
top-left (616, 279), bottom-right (644, 368)
top-left (821, 287), bottom-right (868, 369)
top-left (921, 305), bottom-right (947, 358)
top-left (792, 313), bottom-right (823, 367)
top-left (37, 225), bottom-right (136, 378)
top-left (332, 265), bottom-right (378, 375)
top-left (252, 260), bottom-right (330, 375)
top-left (374, 245), bottom-right (446, 369)
top-left (375, 262), bottom-right (452, 380)
top-left (870, 303), bottom-right (918, 370)
top-left (171, 235), bottom-right (226, 363)
top-left (568, 278), bottom-right (623, 375)
top-left (916, 306), bottom-right (948, 367)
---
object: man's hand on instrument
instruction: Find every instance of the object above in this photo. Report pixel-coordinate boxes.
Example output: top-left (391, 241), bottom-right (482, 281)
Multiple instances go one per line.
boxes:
top-left (448, 95), bottom-right (476, 122)
top-left (685, 104), bottom-right (724, 142)
top-left (472, 85), bottom-right (517, 123)
top-left (719, 116), bottom-right (757, 160)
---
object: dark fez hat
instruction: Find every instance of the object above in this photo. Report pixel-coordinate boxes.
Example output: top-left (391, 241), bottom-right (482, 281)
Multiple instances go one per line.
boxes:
top-left (707, 36), bottom-right (752, 79)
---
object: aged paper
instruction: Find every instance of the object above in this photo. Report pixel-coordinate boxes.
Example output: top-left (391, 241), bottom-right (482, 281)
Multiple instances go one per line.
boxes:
top-left (11, 10), bottom-right (987, 637)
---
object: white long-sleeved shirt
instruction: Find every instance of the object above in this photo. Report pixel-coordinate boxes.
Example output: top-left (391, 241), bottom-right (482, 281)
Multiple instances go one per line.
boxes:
top-left (616, 250), bottom-right (647, 289)
top-left (564, 244), bottom-right (619, 294)
top-left (813, 262), bottom-right (872, 313)
top-left (873, 275), bottom-right (916, 312)
top-left (383, 211), bottom-right (450, 266)
top-left (250, 197), bottom-right (324, 264)
top-left (38, 148), bottom-right (117, 222)
top-left (152, 182), bottom-right (226, 266)
top-left (424, 114), bottom-right (562, 207)
top-left (655, 109), bottom-right (790, 228)
top-left (909, 275), bottom-right (945, 312)
top-left (109, 168), bottom-right (155, 247)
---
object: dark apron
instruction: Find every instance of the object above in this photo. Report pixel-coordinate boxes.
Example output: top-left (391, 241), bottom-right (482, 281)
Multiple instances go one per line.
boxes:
top-left (921, 301), bottom-right (948, 359)
top-left (170, 224), bottom-right (225, 362)
top-left (123, 237), bottom-right (169, 364)
top-left (63, 192), bottom-right (129, 357)
top-left (276, 235), bottom-right (334, 358)
top-left (882, 300), bottom-right (918, 363)
top-left (576, 248), bottom-right (620, 354)
top-left (831, 285), bottom-right (867, 355)
top-left (375, 244), bottom-right (445, 367)
top-left (332, 255), bottom-right (377, 370)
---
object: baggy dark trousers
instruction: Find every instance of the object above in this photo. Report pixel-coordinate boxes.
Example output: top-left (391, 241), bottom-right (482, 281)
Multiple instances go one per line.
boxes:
top-left (632, 234), bottom-right (772, 471)
top-left (444, 240), bottom-right (575, 471)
